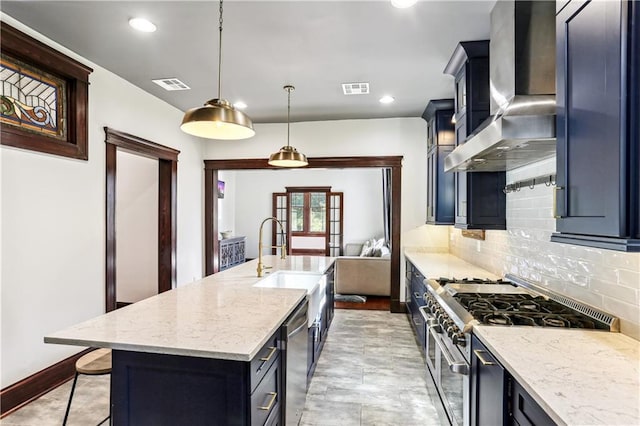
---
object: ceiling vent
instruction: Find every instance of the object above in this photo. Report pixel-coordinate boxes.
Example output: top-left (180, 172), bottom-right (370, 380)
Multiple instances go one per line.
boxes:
top-left (342, 82), bottom-right (369, 95)
top-left (152, 78), bottom-right (190, 91)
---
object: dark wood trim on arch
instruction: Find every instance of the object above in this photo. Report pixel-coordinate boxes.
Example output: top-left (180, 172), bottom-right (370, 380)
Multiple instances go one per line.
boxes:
top-left (204, 156), bottom-right (403, 171)
top-left (103, 127), bottom-right (180, 161)
top-left (104, 127), bottom-right (178, 312)
top-left (204, 156), bottom-right (404, 313)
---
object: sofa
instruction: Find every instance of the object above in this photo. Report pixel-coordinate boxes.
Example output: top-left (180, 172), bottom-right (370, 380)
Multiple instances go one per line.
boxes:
top-left (334, 242), bottom-right (391, 297)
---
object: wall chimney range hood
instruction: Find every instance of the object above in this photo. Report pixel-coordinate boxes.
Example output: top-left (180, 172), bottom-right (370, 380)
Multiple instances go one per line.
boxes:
top-left (444, 0), bottom-right (556, 172)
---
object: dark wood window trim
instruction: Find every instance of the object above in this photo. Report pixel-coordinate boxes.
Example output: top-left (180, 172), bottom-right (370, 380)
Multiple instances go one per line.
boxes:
top-left (204, 156), bottom-right (404, 313)
top-left (105, 127), bottom-right (179, 312)
top-left (0, 22), bottom-right (92, 160)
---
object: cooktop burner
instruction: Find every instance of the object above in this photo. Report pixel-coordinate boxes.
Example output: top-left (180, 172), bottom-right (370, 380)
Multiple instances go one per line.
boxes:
top-left (454, 293), bottom-right (609, 329)
top-left (437, 277), bottom-right (512, 285)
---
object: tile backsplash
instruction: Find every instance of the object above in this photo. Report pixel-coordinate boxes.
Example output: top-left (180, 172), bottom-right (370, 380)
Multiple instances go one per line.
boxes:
top-left (449, 159), bottom-right (640, 340)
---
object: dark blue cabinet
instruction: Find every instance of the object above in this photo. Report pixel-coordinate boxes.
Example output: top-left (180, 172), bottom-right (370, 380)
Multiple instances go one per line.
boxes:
top-left (552, 0), bottom-right (640, 251)
top-left (444, 41), bottom-right (506, 230)
top-left (405, 260), bottom-right (426, 352)
top-left (423, 99), bottom-right (455, 225)
top-left (471, 335), bottom-right (507, 426)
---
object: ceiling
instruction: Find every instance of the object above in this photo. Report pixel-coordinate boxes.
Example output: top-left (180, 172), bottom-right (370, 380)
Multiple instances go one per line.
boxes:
top-left (1, 1), bottom-right (493, 124)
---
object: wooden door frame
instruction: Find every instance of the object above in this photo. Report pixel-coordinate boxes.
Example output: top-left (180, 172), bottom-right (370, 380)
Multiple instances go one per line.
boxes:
top-left (104, 127), bottom-right (179, 312)
top-left (204, 156), bottom-right (404, 313)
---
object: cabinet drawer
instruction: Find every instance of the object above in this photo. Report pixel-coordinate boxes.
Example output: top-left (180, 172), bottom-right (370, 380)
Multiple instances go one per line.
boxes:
top-left (250, 330), bottom-right (280, 392)
top-left (251, 356), bottom-right (281, 426)
top-left (264, 400), bottom-right (281, 426)
top-left (510, 379), bottom-right (556, 426)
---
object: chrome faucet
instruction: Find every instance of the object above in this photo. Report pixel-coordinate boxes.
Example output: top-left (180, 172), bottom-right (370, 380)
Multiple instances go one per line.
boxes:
top-left (257, 217), bottom-right (287, 277)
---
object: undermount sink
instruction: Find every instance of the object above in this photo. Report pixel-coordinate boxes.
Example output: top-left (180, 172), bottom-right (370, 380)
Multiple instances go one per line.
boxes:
top-left (254, 271), bottom-right (325, 327)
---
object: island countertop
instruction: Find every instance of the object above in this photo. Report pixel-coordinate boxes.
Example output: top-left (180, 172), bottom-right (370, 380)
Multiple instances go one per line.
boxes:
top-left (45, 255), bottom-right (334, 362)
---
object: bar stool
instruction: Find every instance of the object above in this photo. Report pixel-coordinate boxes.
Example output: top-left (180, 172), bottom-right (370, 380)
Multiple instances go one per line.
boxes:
top-left (63, 348), bottom-right (112, 426)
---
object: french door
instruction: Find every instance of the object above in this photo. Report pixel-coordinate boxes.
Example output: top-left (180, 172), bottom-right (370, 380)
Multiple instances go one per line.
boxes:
top-left (272, 189), bottom-right (343, 256)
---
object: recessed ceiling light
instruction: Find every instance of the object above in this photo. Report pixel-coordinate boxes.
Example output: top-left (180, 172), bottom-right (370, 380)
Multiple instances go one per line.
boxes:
top-left (233, 101), bottom-right (247, 110)
top-left (379, 95), bottom-right (395, 104)
top-left (391, 0), bottom-right (418, 9)
top-left (129, 18), bottom-right (157, 33)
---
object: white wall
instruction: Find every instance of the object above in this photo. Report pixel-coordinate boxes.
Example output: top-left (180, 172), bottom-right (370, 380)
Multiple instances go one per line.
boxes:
top-left (116, 151), bottom-right (158, 304)
top-left (217, 170), bottom-right (236, 238)
top-left (204, 118), bottom-right (449, 241)
top-left (203, 118), bottom-right (450, 299)
top-left (232, 168), bottom-right (384, 259)
top-left (0, 14), bottom-right (205, 387)
top-left (450, 158), bottom-right (640, 340)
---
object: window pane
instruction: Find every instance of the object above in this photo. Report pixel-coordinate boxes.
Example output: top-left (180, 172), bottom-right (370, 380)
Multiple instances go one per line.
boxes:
top-left (290, 193), bottom-right (304, 231)
top-left (310, 193), bottom-right (325, 208)
top-left (310, 193), bottom-right (326, 232)
top-left (291, 207), bottom-right (303, 231)
top-left (290, 193), bottom-right (304, 207)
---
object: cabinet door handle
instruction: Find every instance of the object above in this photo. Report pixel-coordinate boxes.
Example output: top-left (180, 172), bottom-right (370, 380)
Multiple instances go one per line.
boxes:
top-left (553, 186), bottom-right (564, 218)
top-left (260, 346), bottom-right (277, 362)
top-left (473, 349), bottom-right (496, 366)
top-left (259, 392), bottom-right (277, 411)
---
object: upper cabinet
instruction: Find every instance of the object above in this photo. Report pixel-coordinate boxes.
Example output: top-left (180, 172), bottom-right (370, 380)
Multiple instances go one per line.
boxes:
top-left (552, 0), bottom-right (640, 251)
top-left (422, 99), bottom-right (455, 225)
top-left (444, 41), bottom-right (506, 230)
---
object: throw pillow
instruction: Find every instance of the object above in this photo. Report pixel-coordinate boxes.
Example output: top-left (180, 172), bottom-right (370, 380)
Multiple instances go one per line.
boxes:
top-left (359, 239), bottom-right (375, 257)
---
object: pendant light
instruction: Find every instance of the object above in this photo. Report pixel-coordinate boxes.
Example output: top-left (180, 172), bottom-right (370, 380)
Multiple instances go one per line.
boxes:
top-left (268, 85), bottom-right (308, 168)
top-left (180, 0), bottom-right (255, 140)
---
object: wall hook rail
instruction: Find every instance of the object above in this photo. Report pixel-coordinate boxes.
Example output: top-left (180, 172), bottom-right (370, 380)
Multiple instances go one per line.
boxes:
top-left (503, 174), bottom-right (556, 194)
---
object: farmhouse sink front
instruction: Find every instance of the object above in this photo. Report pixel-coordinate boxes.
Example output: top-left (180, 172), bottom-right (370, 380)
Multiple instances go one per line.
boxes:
top-left (254, 271), bottom-right (325, 327)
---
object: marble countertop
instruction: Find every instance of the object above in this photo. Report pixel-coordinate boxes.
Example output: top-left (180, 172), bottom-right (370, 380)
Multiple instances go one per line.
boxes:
top-left (404, 250), bottom-right (499, 280)
top-left (45, 255), bottom-right (334, 362)
top-left (405, 249), bottom-right (639, 424)
top-left (474, 326), bottom-right (640, 426)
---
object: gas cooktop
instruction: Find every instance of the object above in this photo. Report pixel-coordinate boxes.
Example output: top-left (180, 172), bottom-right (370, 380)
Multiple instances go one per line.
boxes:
top-left (453, 292), bottom-right (610, 329)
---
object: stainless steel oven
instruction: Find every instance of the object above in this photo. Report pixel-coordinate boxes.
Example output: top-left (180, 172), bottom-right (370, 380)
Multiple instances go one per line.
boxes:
top-left (429, 326), bottom-right (469, 426)
top-left (421, 306), bottom-right (437, 375)
top-left (419, 274), bottom-right (618, 426)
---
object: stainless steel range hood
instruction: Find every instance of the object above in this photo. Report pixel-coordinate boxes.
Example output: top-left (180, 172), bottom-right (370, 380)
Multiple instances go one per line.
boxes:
top-left (444, 0), bottom-right (556, 172)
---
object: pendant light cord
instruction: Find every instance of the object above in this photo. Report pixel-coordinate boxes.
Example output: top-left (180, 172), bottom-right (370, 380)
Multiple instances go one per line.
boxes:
top-left (287, 87), bottom-right (291, 148)
top-left (218, 0), bottom-right (223, 99)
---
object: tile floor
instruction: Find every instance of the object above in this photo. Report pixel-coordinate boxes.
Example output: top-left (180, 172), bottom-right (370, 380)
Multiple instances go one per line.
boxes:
top-left (1, 310), bottom-right (442, 426)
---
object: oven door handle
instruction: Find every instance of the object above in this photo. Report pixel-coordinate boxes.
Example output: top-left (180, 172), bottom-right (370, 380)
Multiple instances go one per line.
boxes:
top-left (429, 327), bottom-right (469, 376)
top-left (420, 308), bottom-right (441, 332)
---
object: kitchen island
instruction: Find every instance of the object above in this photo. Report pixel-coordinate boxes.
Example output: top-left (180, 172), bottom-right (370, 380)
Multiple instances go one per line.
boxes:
top-left (45, 255), bottom-right (335, 425)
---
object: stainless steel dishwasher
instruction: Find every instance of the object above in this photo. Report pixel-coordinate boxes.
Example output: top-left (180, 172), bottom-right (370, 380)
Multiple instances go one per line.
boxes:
top-left (282, 299), bottom-right (309, 426)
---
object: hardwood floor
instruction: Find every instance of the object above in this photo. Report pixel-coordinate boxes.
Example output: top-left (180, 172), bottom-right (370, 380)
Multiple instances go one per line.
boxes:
top-left (335, 296), bottom-right (391, 311)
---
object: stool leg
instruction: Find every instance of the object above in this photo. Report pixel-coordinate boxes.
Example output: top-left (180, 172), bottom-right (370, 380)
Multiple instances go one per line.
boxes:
top-left (62, 372), bottom-right (79, 426)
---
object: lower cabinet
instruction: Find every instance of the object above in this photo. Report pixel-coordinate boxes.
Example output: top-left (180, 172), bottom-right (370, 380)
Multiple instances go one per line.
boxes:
top-left (307, 264), bottom-right (335, 384)
top-left (510, 380), bottom-right (555, 426)
top-left (405, 260), bottom-right (427, 351)
top-left (111, 330), bottom-right (282, 425)
top-left (471, 335), bottom-right (508, 426)
top-left (471, 335), bottom-right (557, 426)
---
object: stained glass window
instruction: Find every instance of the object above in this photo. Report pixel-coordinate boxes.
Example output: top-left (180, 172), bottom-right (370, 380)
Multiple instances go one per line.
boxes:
top-left (1, 54), bottom-right (66, 140)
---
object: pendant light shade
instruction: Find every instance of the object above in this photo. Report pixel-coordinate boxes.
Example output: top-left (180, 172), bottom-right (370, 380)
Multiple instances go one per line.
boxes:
top-left (181, 99), bottom-right (255, 140)
top-left (269, 145), bottom-right (308, 167)
top-left (180, 0), bottom-right (255, 140)
top-left (268, 85), bottom-right (308, 168)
